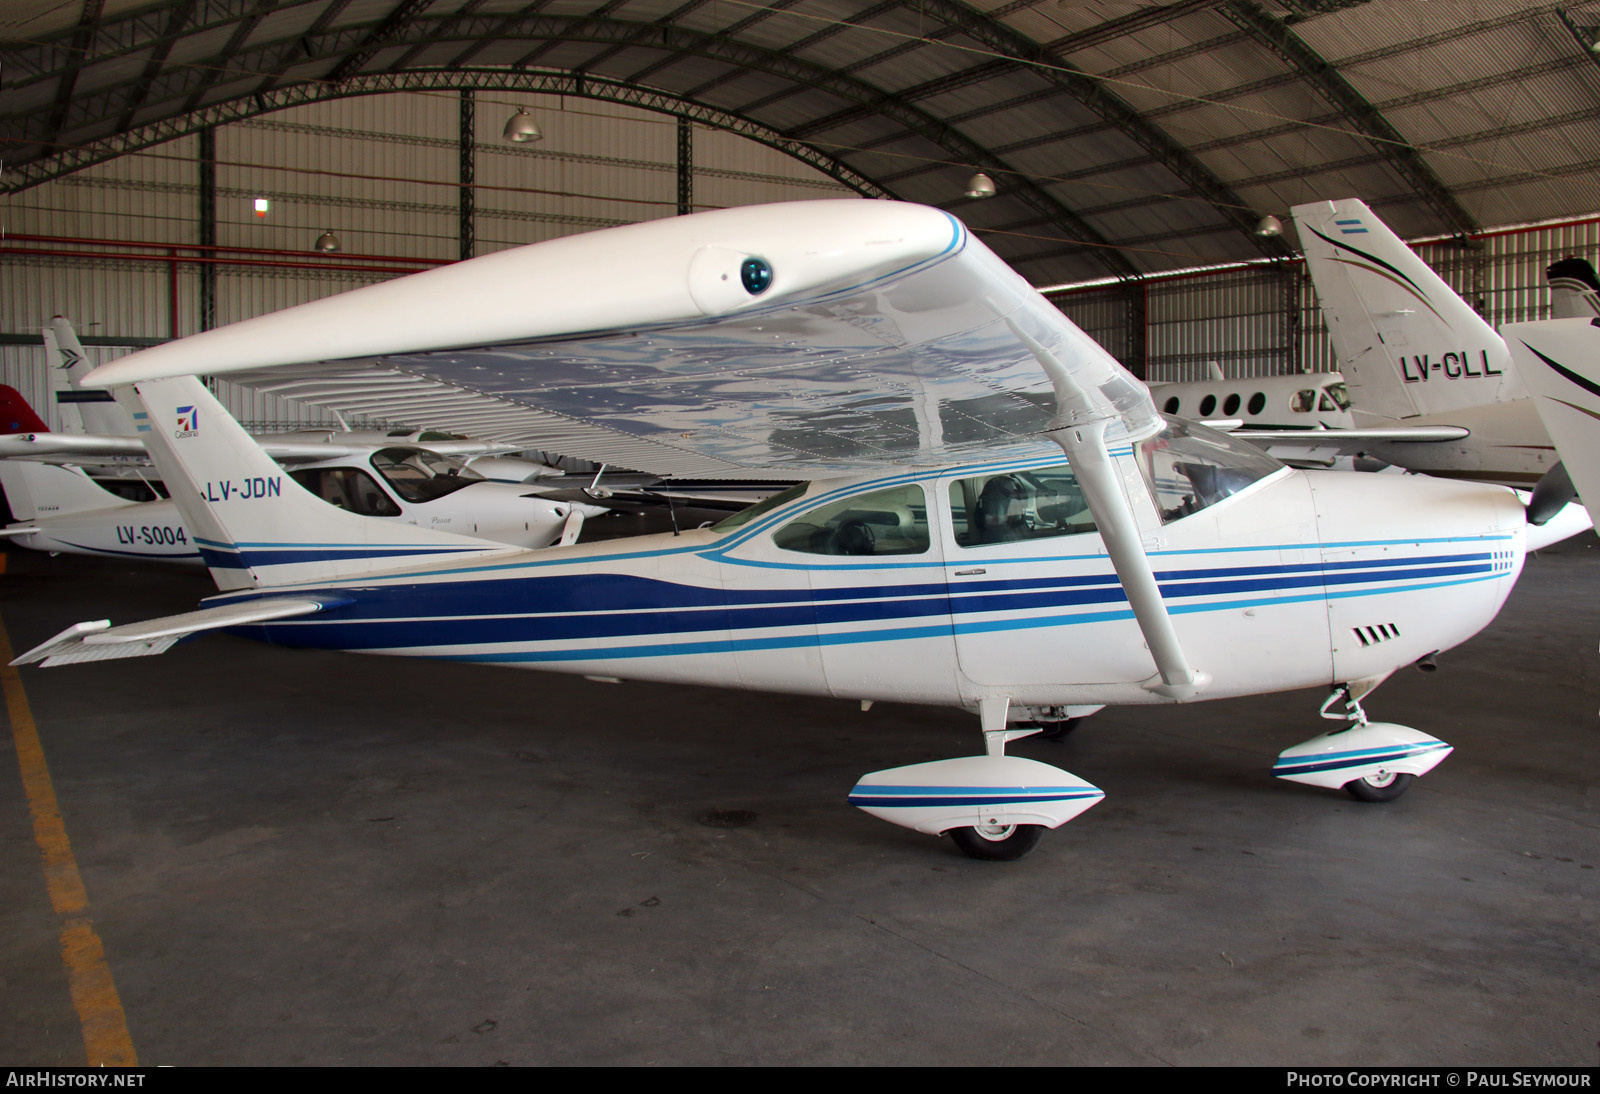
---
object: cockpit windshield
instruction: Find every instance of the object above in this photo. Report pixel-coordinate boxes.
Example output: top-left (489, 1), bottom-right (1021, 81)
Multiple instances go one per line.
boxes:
top-left (370, 447), bottom-right (485, 503)
top-left (1138, 416), bottom-right (1284, 524)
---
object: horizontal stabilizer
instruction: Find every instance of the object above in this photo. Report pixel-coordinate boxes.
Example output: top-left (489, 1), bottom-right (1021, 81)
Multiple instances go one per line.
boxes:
top-left (0, 433), bottom-right (148, 460)
top-left (11, 595), bottom-right (351, 667)
top-left (1233, 425), bottom-right (1470, 444)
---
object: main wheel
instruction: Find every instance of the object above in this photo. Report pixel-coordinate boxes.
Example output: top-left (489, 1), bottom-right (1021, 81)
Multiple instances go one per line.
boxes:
top-left (1343, 770), bottom-right (1414, 803)
top-left (948, 823), bottom-right (1044, 861)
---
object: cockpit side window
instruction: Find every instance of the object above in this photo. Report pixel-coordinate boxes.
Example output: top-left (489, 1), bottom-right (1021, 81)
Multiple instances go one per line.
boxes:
top-left (772, 484), bottom-right (930, 557)
top-left (1291, 389), bottom-right (1316, 413)
top-left (949, 464), bottom-right (1098, 548)
top-left (290, 467), bottom-right (402, 517)
top-left (1322, 381), bottom-right (1352, 411)
top-left (1138, 416), bottom-right (1284, 524)
top-left (370, 447), bottom-right (485, 504)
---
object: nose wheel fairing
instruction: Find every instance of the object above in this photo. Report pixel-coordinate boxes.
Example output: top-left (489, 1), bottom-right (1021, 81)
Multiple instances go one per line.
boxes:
top-left (1273, 723), bottom-right (1452, 792)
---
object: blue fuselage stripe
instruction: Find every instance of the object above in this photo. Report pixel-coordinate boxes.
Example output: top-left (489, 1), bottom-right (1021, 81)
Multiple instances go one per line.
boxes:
top-left (232, 549), bottom-right (1509, 658)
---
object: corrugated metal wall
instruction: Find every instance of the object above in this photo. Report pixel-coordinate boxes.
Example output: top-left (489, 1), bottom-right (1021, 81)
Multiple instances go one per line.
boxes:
top-left (4, 86), bottom-right (1598, 432)
top-left (1052, 221), bottom-right (1599, 384)
top-left (0, 90), bottom-right (856, 431)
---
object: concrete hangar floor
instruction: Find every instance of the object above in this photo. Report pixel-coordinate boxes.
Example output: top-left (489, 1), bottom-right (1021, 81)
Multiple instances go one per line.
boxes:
top-left (0, 522), bottom-right (1595, 1067)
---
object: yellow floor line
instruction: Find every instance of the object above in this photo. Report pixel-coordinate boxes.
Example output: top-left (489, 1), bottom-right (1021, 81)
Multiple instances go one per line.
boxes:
top-left (0, 616), bottom-right (138, 1066)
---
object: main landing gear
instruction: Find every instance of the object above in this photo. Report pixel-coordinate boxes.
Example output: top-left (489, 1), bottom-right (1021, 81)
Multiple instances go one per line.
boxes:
top-left (1273, 685), bottom-right (1452, 801)
top-left (847, 698), bottom-right (1104, 861)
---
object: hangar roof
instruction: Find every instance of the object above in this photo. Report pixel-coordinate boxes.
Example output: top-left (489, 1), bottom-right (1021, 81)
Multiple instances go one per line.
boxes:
top-left (6, 0), bottom-right (1600, 286)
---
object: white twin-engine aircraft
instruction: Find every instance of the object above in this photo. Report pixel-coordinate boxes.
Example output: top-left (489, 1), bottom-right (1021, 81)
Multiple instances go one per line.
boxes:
top-left (13, 201), bottom-right (1541, 860)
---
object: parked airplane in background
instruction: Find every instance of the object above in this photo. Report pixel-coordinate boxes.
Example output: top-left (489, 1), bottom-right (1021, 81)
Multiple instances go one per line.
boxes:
top-left (1547, 257), bottom-right (1600, 321)
top-left (1150, 366), bottom-right (1354, 430)
top-left (0, 440), bottom-right (601, 562)
top-left (13, 201), bottom-right (1550, 860)
top-left (1291, 198), bottom-right (1561, 493)
top-left (1504, 317), bottom-right (1600, 514)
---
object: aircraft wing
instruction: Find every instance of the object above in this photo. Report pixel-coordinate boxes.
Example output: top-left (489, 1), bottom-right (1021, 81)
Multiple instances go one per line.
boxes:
top-left (80, 201), bottom-right (1160, 476)
top-left (0, 433), bottom-right (148, 461)
top-left (11, 595), bottom-right (354, 667)
top-left (1231, 425), bottom-right (1471, 444)
top-left (0, 431), bottom-right (366, 464)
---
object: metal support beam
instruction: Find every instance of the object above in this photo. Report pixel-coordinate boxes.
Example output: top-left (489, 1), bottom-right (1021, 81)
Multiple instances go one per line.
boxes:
top-left (459, 89), bottom-right (475, 262)
top-left (199, 126), bottom-right (216, 332)
top-left (1218, 0), bottom-right (1478, 239)
top-left (676, 116), bottom-right (692, 217)
top-left (1125, 282), bottom-right (1148, 381)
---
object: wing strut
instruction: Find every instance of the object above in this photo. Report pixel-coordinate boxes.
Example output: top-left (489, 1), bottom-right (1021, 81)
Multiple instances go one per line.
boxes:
top-left (1014, 324), bottom-right (1210, 701)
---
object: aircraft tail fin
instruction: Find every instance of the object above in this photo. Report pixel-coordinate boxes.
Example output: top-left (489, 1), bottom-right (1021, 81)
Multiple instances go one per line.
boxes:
top-left (49, 317), bottom-right (134, 436)
top-left (1504, 317), bottom-right (1600, 517)
top-left (117, 375), bottom-right (520, 591)
top-left (1547, 258), bottom-right (1600, 320)
top-left (1292, 198), bottom-right (1524, 421)
top-left (0, 462), bottom-right (136, 522)
top-left (0, 384), bottom-right (52, 435)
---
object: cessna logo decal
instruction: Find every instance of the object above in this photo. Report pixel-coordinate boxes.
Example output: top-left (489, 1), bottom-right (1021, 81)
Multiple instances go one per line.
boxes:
top-left (174, 405), bottom-right (199, 438)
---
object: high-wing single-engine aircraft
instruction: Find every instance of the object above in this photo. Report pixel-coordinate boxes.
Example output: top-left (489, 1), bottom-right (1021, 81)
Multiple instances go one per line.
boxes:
top-left (14, 201), bottom-right (1539, 860)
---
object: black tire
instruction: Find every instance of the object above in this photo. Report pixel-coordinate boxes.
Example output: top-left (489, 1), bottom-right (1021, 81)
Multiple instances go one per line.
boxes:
top-left (1343, 771), bottom-right (1414, 803)
top-left (948, 823), bottom-right (1045, 861)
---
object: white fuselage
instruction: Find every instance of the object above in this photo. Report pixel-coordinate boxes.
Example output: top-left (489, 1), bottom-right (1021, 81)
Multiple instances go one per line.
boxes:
top-left (1150, 374), bottom-right (1354, 430)
top-left (220, 457), bottom-right (1524, 713)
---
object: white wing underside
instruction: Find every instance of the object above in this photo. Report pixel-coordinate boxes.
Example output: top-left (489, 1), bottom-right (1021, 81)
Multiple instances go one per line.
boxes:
top-left (83, 202), bottom-right (1159, 476)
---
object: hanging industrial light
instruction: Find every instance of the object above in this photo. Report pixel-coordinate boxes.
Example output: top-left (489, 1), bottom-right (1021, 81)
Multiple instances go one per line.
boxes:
top-left (503, 107), bottom-right (543, 143)
top-left (1254, 214), bottom-right (1284, 237)
top-left (313, 230), bottom-right (341, 254)
top-left (964, 172), bottom-right (997, 199)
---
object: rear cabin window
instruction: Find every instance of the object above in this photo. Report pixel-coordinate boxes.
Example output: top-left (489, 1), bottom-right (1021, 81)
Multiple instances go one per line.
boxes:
top-left (1223, 393), bottom-right (1241, 416)
top-left (1198, 394), bottom-right (1217, 416)
top-left (1247, 392), bottom-right (1266, 415)
top-left (772, 484), bottom-right (930, 557)
top-left (949, 464), bottom-right (1097, 548)
top-left (1163, 396), bottom-right (1180, 414)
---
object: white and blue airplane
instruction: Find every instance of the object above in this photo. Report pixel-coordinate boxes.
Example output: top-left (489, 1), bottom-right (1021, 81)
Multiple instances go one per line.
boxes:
top-left (12, 201), bottom-right (1551, 860)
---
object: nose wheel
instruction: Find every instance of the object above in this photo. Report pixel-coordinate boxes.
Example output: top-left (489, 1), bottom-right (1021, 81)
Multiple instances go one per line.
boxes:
top-left (1343, 770), bottom-right (1414, 803)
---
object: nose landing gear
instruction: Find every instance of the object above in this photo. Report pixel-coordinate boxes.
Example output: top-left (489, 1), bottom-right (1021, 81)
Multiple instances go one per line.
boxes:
top-left (1273, 685), bottom-right (1452, 801)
